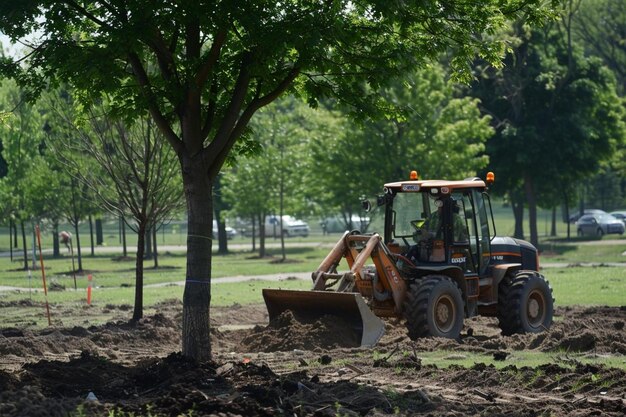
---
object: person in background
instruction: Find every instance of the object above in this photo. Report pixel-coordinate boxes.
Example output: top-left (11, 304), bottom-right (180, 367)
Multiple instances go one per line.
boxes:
top-left (59, 231), bottom-right (72, 252)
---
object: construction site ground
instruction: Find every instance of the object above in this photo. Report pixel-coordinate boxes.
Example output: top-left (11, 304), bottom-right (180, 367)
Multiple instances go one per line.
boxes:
top-left (0, 298), bottom-right (625, 416)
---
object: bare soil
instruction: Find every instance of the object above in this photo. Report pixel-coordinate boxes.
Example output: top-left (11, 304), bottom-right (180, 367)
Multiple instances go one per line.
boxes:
top-left (0, 300), bottom-right (625, 416)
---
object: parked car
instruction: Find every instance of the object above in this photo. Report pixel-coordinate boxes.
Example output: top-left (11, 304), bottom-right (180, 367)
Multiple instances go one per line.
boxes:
top-left (239, 215), bottom-right (310, 238)
top-left (568, 209), bottom-right (607, 223)
top-left (575, 213), bottom-right (625, 237)
top-left (609, 211), bottom-right (626, 226)
top-left (266, 215), bottom-right (310, 237)
top-left (212, 220), bottom-right (237, 240)
top-left (321, 215), bottom-right (370, 233)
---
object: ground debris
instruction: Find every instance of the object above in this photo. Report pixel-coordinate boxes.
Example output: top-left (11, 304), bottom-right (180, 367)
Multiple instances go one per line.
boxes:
top-left (0, 303), bottom-right (625, 416)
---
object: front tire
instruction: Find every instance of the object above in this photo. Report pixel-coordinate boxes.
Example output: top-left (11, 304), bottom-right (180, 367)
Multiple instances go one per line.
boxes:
top-left (404, 275), bottom-right (464, 340)
top-left (498, 271), bottom-right (554, 336)
top-left (597, 228), bottom-right (604, 237)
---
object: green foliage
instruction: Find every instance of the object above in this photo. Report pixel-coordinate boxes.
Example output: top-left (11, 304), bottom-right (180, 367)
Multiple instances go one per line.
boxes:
top-left (471, 12), bottom-right (626, 243)
top-left (308, 65), bottom-right (493, 219)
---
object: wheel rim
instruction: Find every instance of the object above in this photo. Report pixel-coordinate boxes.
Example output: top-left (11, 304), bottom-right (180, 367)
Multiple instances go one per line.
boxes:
top-left (527, 289), bottom-right (546, 328)
top-left (434, 294), bottom-right (456, 333)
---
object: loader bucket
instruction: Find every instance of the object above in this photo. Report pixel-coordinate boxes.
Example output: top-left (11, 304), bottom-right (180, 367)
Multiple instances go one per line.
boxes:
top-left (262, 289), bottom-right (385, 347)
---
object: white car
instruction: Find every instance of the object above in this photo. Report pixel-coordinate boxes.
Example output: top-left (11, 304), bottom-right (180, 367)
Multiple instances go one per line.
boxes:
top-left (266, 215), bottom-right (310, 237)
top-left (609, 211), bottom-right (626, 226)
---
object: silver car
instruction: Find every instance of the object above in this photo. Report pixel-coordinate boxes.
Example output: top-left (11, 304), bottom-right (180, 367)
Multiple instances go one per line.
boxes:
top-left (576, 213), bottom-right (625, 237)
top-left (609, 211), bottom-right (626, 226)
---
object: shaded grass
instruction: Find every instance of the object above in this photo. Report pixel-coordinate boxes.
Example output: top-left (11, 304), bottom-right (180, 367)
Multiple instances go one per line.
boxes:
top-left (371, 349), bottom-right (626, 371)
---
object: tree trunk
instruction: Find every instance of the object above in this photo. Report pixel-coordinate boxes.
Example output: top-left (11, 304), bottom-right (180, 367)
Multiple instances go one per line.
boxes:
top-left (13, 220), bottom-right (18, 248)
top-left (511, 191), bottom-right (525, 240)
top-left (145, 229), bottom-right (153, 259)
top-left (550, 207), bottom-right (557, 237)
top-left (9, 219), bottom-right (13, 262)
top-left (258, 212), bottom-right (266, 258)
top-left (120, 216), bottom-right (128, 257)
top-left (89, 215), bottom-right (95, 256)
top-left (251, 215), bottom-right (256, 251)
top-left (133, 222), bottom-right (146, 321)
top-left (73, 222), bottom-right (83, 271)
top-left (214, 175), bottom-right (228, 255)
top-left (524, 174), bottom-right (539, 248)
top-left (96, 218), bottom-right (103, 245)
top-left (53, 222), bottom-right (60, 258)
top-left (181, 164), bottom-right (213, 362)
top-left (153, 226), bottom-right (159, 268)
top-left (20, 221), bottom-right (28, 271)
top-left (563, 192), bottom-right (571, 240)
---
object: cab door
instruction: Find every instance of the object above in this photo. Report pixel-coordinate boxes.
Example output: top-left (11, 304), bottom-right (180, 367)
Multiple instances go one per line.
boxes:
top-left (461, 190), bottom-right (492, 276)
top-left (474, 190), bottom-right (492, 275)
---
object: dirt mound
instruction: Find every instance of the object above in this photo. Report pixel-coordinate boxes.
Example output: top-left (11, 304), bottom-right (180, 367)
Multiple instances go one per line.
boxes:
top-left (240, 310), bottom-right (360, 352)
top-left (1, 302), bottom-right (625, 416)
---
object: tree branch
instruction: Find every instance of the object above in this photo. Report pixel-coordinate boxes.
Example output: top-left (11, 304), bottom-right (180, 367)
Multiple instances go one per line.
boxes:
top-left (62, 0), bottom-right (112, 30)
top-left (207, 65), bottom-right (301, 178)
top-left (205, 51), bottom-right (254, 160)
top-left (126, 52), bottom-right (183, 155)
top-left (195, 28), bottom-right (227, 90)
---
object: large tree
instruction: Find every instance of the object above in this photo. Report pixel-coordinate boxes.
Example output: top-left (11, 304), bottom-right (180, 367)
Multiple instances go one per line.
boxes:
top-left (0, 1), bottom-right (555, 361)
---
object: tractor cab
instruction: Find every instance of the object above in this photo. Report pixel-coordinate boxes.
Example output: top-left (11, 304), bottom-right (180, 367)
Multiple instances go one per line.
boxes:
top-left (381, 172), bottom-right (496, 278)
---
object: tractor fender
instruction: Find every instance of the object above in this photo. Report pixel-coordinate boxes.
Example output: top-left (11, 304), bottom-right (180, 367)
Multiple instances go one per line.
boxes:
top-left (414, 265), bottom-right (466, 298)
top-left (491, 263), bottom-right (522, 288)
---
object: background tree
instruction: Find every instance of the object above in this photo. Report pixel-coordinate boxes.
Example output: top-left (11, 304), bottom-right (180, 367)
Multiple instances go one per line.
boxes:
top-left (0, 0), bottom-right (556, 361)
top-left (573, 0), bottom-right (626, 209)
top-left (471, 16), bottom-right (625, 246)
top-left (51, 103), bottom-right (183, 321)
top-left (0, 80), bottom-right (48, 270)
top-left (311, 65), bottom-right (493, 219)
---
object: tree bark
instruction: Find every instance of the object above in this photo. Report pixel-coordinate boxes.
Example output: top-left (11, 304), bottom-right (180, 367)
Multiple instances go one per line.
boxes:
top-left (20, 221), bottom-right (28, 271)
top-left (524, 174), bottom-right (539, 248)
top-left (53, 222), bottom-right (60, 258)
top-left (258, 212), bottom-right (266, 258)
top-left (9, 219), bottom-right (13, 262)
top-left (89, 215), bottom-right (95, 256)
top-left (145, 229), bottom-right (153, 259)
top-left (133, 222), bottom-right (146, 321)
top-left (153, 227), bottom-right (159, 268)
top-left (181, 159), bottom-right (213, 362)
top-left (73, 222), bottom-right (83, 271)
top-left (120, 216), bottom-right (128, 257)
top-left (213, 175), bottom-right (229, 255)
top-left (511, 191), bottom-right (525, 240)
top-left (96, 218), bottom-right (104, 245)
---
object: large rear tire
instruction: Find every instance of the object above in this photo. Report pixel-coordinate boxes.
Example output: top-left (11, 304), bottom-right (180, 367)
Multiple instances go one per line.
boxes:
top-left (404, 275), bottom-right (464, 340)
top-left (497, 271), bottom-right (554, 335)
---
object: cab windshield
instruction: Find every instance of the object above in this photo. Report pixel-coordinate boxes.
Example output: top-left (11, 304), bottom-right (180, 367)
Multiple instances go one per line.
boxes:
top-left (391, 192), bottom-right (437, 239)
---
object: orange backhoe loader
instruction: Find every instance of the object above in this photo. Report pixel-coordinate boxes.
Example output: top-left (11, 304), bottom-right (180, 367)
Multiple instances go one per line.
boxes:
top-left (263, 172), bottom-right (554, 346)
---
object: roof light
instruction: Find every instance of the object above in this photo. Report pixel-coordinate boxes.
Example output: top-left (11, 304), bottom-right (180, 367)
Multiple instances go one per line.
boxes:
top-left (410, 170), bottom-right (419, 180)
top-left (486, 172), bottom-right (495, 185)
